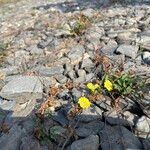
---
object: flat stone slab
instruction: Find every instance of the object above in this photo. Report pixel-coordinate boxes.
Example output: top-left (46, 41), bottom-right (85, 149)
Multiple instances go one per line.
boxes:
top-left (67, 45), bottom-right (85, 64)
top-left (71, 135), bottom-right (99, 150)
top-left (0, 76), bottom-right (43, 103)
top-left (116, 44), bottom-right (139, 59)
top-left (99, 125), bottom-right (143, 150)
top-left (36, 66), bottom-right (64, 77)
top-left (0, 97), bottom-right (16, 111)
top-left (0, 124), bottom-right (26, 150)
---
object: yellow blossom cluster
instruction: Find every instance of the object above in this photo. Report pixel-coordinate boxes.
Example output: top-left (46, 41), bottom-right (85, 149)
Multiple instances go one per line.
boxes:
top-left (78, 97), bottom-right (91, 109)
top-left (78, 80), bottom-right (113, 109)
top-left (104, 79), bottom-right (113, 91)
top-left (87, 82), bottom-right (100, 93)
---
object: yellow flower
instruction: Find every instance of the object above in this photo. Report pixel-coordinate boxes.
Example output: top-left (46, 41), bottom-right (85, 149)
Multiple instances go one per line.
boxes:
top-left (94, 84), bottom-right (100, 89)
top-left (104, 79), bottom-right (113, 91)
top-left (78, 97), bottom-right (91, 109)
top-left (87, 83), bottom-right (100, 93)
top-left (87, 83), bottom-right (95, 92)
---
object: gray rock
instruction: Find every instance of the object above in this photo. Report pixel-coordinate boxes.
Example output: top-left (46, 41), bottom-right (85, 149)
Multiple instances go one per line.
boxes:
top-left (138, 31), bottom-right (150, 51)
top-left (54, 29), bottom-right (72, 37)
top-left (68, 70), bottom-right (76, 80)
top-left (101, 40), bottom-right (118, 55)
top-left (81, 58), bottom-right (94, 72)
top-left (74, 64), bottom-right (80, 72)
top-left (55, 74), bottom-right (67, 84)
top-left (123, 111), bottom-right (139, 126)
top-left (64, 64), bottom-right (73, 74)
top-left (106, 110), bottom-right (138, 126)
top-left (3, 112), bottom-right (14, 128)
top-left (71, 135), bottom-right (99, 150)
top-left (95, 96), bottom-right (112, 111)
top-left (141, 139), bottom-right (150, 150)
top-left (0, 125), bottom-right (26, 150)
top-left (71, 88), bottom-right (82, 100)
top-left (0, 66), bottom-right (20, 76)
top-left (105, 8), bottom-right (127, 17)
top-left (126, 18), bottom-right (137, 26)
top-left (135, 116), bottom-right (150, 138)
top-left (5, 76), bottom-right (56, 88)
top-left (52, 108), bottom-right (69, 126)
top-left (108, 54), bottom-right (125, 66)
top-left (113, 18), bottom-right (126, 26)
top-left (26, 45), bottom-right (43, 55)
top-left (38, 37), bottom-right (53, 49)
top-left (47, 39), bottom-right (63, 51)
top-left (99, 125), bottom-right (143, 150)
top-left (76, 106), bottom-right (102, 122)
top-left (123, 61), bottom-right (135, 71)
top-left (57, 89), bottom-right (69, 100)
top-left (67, 45), bottom-right (85, 64)
top-left (21, 118), bottom-right (35, 134)
top-left (56, 57), bottom-right (70, 65)
top-left (135, 55), bottom-right (143, 65)
top-left (141, 42), bottom-right (150, 52)
top-left (0, 76), bottom-right (43, 103)
top-left (88, 51), bottom-right (95, 60)
top-left (142, 51), bottom-right (150, 65)
top-left (76, 120), bottom-right (104, 137)
top-left (0, 79), bottom-right (5, 90)
top-left (20, 136), bottom-right (40, 150)
top-left (86, 40), bottom-right (101, 51)
top-left (38, 76), bottom-right (57, 87)
top-left (0, 108), bottom-right (8, 126)
top-left (85, 73), bottom-right (95, 82)
top-left (82, 8), bottom-right (94, 18)
top-left (116, 44), bottom-right (139, 59)
top-left (10, 98), bottom-right (37, 118)
top-left (36, 65), bottom-right (64, 77)
top-left (108, 32), bottom-right (118, 38)
top-left (7, 50), bottom-right (30, 66)
top-left (94, 64), bottom-right (103, 79)
top-left (107, 29), bottom-right (118, 38)
top-left (100, 36), bottom-right (110, 43)
top-left (139, 95), bottom-right (150, 118)
top-left (117, 32), bottom-right (136, 44)
top-left (30, 46), bottom-right (43, 55)
top-left (85, 26), bottom-right (104, 41)
top-left (133, 65), bottom-right (150, 75)
top-left (0, 97), bottom-right (15, 110)
top-left (40, 54), bottom-right (58, 65)
top-left (73, 76), bottom-right (86, 84)
top-left (77, 69), bottom-right (86, 78)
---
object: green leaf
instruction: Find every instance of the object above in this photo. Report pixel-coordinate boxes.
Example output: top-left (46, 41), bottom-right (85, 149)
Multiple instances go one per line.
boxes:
top-left (117, 80), bottom-right (122, 86)
top-left (125, 86), bottom-right (132, 94)
top-left (114, 84), bottom-right (122, 91)
top-left (123, 82), bottom-right (127, 88)
top-left (121, 74), bottom-right (128, 80)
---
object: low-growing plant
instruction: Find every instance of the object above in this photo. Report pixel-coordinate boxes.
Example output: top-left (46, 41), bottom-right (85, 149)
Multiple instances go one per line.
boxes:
top-left (70, 20), bottom-right (86, 35)
top-left (102, 72), bottom-right (147, 97)
top-left (113, 73), bottom-right (134, 95)
top-left (66, 14), bottom-right (91, 36)
top-left (75, 69), bottom-right (148, 112)
top-left (49, 126), bottom-right (64, 141)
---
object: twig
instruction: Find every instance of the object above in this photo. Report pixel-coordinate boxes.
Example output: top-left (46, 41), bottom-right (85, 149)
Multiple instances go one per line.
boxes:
top-left (59, 119), bottom-right (80, 150)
